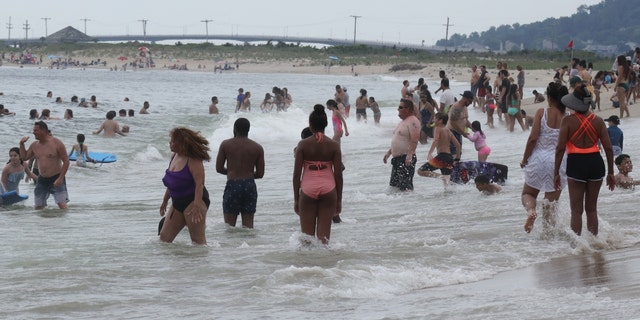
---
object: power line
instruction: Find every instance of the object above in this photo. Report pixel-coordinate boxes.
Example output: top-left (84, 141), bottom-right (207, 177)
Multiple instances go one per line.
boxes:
top-left (6, 16), bottom-right (12, 41)
top-left (23, 19), bottom-right (30, 40)
top-left (80, 18), bottom-right (91, 34)
top-left (350, 15), bottom-right (361, 45)
top-left (138, 19), bottom-right (148, 41)
top-left (201, 19), bottom-right (212, 42)
top-left (41, 17), bottom-right (51, 38)
top-left (443, 17), bottom-right (454, 50)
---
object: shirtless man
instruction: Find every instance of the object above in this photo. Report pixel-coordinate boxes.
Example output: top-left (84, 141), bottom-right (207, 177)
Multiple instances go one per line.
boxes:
top-left (216, 118), bottom-right (265, 228)
top-left (209, 96), bottom-right (219, 114)
top-left (470, 65), bottom-right (480, 108)
top-left (93, 111), bottom-right (127, 137)
top-left (446, 91), bottom-right (473, 159)
top-left (334, 85), bottom-right (346, 115)
top-left (19, 121), bottom-right (70, 209)
top-left (417, 112), bottom-right (461, 188)
top-left (383, 99), bottom-right (421, 191)
top-left (401, 80), bottom-right (413, 99)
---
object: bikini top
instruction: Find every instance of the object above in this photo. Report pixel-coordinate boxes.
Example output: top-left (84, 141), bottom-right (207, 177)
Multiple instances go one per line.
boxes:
top-left (566, 113), bottom-right (600, 154)
top-left (162, 156), bottom-right (195, 199)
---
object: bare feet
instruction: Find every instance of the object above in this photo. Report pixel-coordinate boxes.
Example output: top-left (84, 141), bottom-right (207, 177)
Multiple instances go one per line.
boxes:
top-left (524, 212), bottom-right (537, 233)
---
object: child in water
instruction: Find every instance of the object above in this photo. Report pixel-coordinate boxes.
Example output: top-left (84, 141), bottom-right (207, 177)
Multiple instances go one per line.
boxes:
top-left (465, 121), bottom-right (491, 162)
top-left (614, 154), bottom-right (640, 189)
top-left (474, 175), bottom-right (502, 195)
top-left (68, 134), bottom-right (97, 167)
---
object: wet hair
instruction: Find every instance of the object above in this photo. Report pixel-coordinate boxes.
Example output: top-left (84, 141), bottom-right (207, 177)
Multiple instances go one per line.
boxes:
top-left (29, 109), bottom-right (38, 119)
top-left (8, 147), bottom-right (22, 164)
top-left (546, 82), bottom-right (569, 113)
top-left (169, 127), bottom-right (211, 161)
top-left (119, 109), bottom-right (127, 115)
top-left (211, 96), bottom-right (218, 102)
top-left (326, 99), bottom-right (338, 109)
top-left (309, 104), bottom-right (328, 133)
top-left (439, 70), bottom-right (446, 77)
top-left (65, 109), bottom-right (73, 119)
top-left (34, 120), bottom-right (49, 132)
top-left (360, 88), bottom-right (367, 96)
top-left (435, 112), bottom-right (448, 125)
top-left (474, 175), bottom-right (490, 185)
top-left (40, 109), bottom-right (51, 118)
top-left (77, 133), bottom-right (86, 144)
top-left (128, 109), bottom-right (135, 116)
top-left (106, 111), bottom-right (116, 120)
top-left (143, 101), bottom-right (150, 109)
top-left (615, 154), bottom-right (630, 166)
top-left (368, 96), bottom-right (376, 102)
top-left (234, 117), bottom-right (250, 137)
top-left (471, 120), bottom-right (484, 137)
top-left (301, 127), bottom-right (313, 139)
top-left (400, 98), bottom-right (414, 111)
top-left (532, 90), bottom-right (538, 94)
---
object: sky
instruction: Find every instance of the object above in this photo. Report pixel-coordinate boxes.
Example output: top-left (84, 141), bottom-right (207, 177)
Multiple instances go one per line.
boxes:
top-left (2, 0), bottom-right (603, 46)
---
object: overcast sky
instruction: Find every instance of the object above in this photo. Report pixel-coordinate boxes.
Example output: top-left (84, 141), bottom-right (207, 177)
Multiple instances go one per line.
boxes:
top-left (3, 0), bottom-right (603, 45)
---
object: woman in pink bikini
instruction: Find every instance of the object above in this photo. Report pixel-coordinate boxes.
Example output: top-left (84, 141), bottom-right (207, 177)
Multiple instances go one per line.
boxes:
top-left (293, 104), bottom-right (343, 244)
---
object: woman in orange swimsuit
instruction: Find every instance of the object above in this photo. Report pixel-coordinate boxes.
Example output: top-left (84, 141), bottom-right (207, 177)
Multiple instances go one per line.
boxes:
top-left (554, 84), bottom-right (615, 236)
top-left (293, 104), bottom-right (343, 244)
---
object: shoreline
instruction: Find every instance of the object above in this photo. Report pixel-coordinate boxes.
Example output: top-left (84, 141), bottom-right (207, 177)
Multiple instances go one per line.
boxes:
top-left (3, 56), bottom-right (626, 120)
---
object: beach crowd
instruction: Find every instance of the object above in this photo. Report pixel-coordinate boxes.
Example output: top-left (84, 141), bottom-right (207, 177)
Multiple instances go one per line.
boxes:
top-left (3, 52), bottom-right (640, 246)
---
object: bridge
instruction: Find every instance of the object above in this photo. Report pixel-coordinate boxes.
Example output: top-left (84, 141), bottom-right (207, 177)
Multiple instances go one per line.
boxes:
top-left (1, 32), bottom-right (448, 52)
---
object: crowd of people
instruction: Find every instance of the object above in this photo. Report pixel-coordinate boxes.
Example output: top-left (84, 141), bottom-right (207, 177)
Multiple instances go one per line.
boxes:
top-left (4, 53), bottom-right (640, 245)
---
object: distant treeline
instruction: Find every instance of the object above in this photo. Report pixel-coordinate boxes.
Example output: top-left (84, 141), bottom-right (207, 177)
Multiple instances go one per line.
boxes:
top-left (436, 0), bottom-right (639, 53)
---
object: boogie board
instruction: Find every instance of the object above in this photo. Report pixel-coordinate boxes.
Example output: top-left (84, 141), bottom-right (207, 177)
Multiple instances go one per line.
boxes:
top-left (1, 190), bottom-right (29, 206)
top-left (449, 161), bottom-right (508, 185)
top-left (69, 151), bottom-right (117, 163)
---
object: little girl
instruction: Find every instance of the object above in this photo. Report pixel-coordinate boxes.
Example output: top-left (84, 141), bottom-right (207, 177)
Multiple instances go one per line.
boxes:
top-left (466, 121), bottom-right (491, 162)
top-left (68, 134), bottom-right (97, 167)
top-left (485, 87), bottom-right (496, 128)
top-left (1, 147), bottom-right (36, 193)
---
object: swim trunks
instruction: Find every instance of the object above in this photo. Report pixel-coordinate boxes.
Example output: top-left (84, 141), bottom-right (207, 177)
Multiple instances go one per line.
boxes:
top-left (34, 173), bottom-right (69, 207)
top-left (223, 179), bottom-right (258, 215)
top-left (418, 152), bottom-right (454, 175)
top-left (389, 154), bottom-right (416, 191)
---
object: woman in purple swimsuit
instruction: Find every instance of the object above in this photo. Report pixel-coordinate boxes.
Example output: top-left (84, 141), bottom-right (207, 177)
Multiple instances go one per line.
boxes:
top-left (160, 127), bottom-right (211, 245)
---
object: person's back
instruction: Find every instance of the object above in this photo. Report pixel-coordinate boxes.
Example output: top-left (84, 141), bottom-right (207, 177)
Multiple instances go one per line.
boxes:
top-left (219, 137), bottom-right (264, 180)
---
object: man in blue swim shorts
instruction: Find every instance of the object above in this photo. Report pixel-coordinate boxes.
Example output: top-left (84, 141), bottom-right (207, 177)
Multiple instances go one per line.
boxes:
top-left (216, 118), bottom-right (265, 228)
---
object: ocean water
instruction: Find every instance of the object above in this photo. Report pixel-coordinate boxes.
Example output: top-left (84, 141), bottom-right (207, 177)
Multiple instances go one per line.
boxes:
top-left (1, 66), bottom-right (639, 319)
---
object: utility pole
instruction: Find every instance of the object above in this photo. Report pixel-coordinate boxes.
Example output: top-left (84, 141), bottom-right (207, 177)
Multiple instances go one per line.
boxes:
top-left (138, 19), bottom-right (148, 41)
top-left (350, 15), bottom-right (361, 45)
top-left (442, 17), bottom-right (454, 50)
top-left (201, 19), bottom-right (212, 42)
top-left (6, 16), bottom-right (12, 41)
top-left (23, 20), bottom-right (30, 40)
top-left (41, 17), bottom-right (51, 37)
top-left (80, 18), bottom-right (90, 34)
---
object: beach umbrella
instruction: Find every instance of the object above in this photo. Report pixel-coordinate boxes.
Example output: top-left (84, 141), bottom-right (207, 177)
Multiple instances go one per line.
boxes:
top-left (138, 46), bottom-right (148, 51)
top-left (329, 55), bottom-right (339, 61)
top-left (118, 56), bottom-right (128, 61)
top-left (48, 54), bottom-right (58, 59)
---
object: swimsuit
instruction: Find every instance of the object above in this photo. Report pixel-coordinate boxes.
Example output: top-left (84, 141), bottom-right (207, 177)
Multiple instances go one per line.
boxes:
top-left (299, 132), bottom-right (336, 199)
top-left (74, 148), bottom-right (87, 167)
top-left (389, 154), bottom-right (417, 191)
top-left (1, 171), bottom-right (24, 193)
top-left (223, 179), bottom-right (257, 215)
top-left (419, 153), bottom-right (454, 175)
top-left (162, 157), bottom-right (210, 213)
top-left (301, 161), bottom-right (335, 199)
top-left (34, 173), bottom-right (69, 207)
top-left (332, 112), bottom-right (343, 134)
top-left (565, 113), bottom-right (605, 182)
